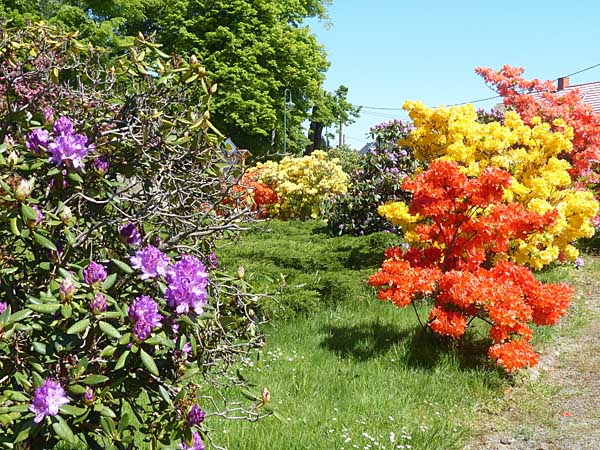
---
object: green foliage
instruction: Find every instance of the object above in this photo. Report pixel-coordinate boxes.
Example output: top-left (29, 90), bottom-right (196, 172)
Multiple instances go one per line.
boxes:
top-left (326, 145), bottom-right (363, 175)
top-left (0, 22), bottom-right (260, 448)
top-left (217, 220), bottom-right (400, 319)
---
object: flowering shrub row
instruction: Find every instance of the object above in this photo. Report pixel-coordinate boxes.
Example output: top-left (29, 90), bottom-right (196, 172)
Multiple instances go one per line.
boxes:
top-left (248, 150), bottom-right (349, 220)
top-left (394, 101), bottom-right (598, 269)
top-left (369, 160), bottom-right (573, 372)
top-left (0, 22), bottom-right (262, 448)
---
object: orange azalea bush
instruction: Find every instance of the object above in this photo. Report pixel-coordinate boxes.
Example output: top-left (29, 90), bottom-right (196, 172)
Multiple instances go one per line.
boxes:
top-left (369, 160), bottom-right (573, 372)
top-left (233, 171), bottom-right (278, 217)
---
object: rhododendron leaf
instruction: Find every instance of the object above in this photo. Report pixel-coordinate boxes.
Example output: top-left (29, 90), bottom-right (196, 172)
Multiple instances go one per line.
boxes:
top-left (111, 258), bottom-right (133, 274)
top-left (101, 273), bottom-right (117, 291)
top-left (68, 384), bottom-right (87, 395)
top-left (158, 385), bottom-right (172, 406)
top-left (114, 350), bottom-right (130, 371)
top-left (32, 232), bottom-right (57, 251)
top-left (82, 375), bottom-right (109, 385)
top-left (66, 319), bottom-right (90, 335)
top-left (21, 204), bottom-right (39, 221)
top-left (52, 416), bottom-right (76, 443)
top-left (8, 309), bottom-right (31, 324)
top-left (60, 405), bottom-right (86, 416)
top-left (60, 303), bottom-right (72, 319)
top-left (28, 302), bottom-right (60, 314)
top-left (99, 321), bottom-right (121, 339)
top-left (140, 349), bottom-right (159, 376)
top-left (9, 217), bottom-right (21, 236)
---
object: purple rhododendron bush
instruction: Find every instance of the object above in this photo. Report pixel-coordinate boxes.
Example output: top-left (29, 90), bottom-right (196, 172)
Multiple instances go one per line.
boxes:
top-left (0, 22), bottom-right (266, 449)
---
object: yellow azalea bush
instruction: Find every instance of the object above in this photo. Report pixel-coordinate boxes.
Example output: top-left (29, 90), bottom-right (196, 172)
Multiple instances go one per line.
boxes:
top-left (379, 101), bottom-right (598, 269)
top-left (252, 150), bottom-right (349, 219)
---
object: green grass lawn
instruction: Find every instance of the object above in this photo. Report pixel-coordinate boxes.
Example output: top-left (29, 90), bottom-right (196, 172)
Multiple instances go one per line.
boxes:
top-left (211, 220), bottom-right (515, 449)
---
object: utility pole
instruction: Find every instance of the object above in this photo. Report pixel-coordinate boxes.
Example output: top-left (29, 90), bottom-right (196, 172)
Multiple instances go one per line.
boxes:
top-left (338, 120), bottom-right (343, 148)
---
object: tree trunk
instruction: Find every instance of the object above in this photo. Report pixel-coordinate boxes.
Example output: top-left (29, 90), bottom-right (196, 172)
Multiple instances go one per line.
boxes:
top-left (305, 106), bottom-right (324, 155)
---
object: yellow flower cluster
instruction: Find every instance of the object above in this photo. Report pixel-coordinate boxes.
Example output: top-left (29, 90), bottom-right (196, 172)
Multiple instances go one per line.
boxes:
top-left (254, 150), bottom-right (348, 219)
top-left (382, 101), bottom-right (598, 269)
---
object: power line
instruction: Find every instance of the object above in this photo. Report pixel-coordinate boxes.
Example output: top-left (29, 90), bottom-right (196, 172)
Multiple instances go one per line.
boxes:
top-left (350, 62), bottom-right (600, 113)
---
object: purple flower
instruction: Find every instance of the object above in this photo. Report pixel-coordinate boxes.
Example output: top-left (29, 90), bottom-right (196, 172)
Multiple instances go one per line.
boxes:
top-left (26, 129), bottom-right (50, 154)
top-left (130, 245), bottom-right (170, 280)
top-left (92, 156), bottom-right (110, 175)
top-left (128, 295), bottom-right (162, 341)
top-left (28, 379), bottom-right (69, 423)
top-left (575, 257), bottom-right (584, 268)
top-left (47, 133), bottom-right (90, 169)
top-left (84, 261), bottom-right (107, 286)
top-left (207, 252), bottom-right (218, 270)
top-left (90, 292), bottom-right (107, 314)
top-left (52, 117), bottom-right (74, 136)
top-left (179, 432), bottom-right (205, 450)
top-left (59, 277), bottom-right (76, 302)
top-left (119, 223), bottom-right (141, 246)
top-left (0, 302), bottom-right (7, 314)
top-left (187, 405), bottom-right (205, 426)
top-left (165, 255), bottom-right (209, 315)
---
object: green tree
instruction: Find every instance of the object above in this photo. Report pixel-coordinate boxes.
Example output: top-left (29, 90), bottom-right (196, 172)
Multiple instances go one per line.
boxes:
top-left (305, 85), bottom-right (361, 155)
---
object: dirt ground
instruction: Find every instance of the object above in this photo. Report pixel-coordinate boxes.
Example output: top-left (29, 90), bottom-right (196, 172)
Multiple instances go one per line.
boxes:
top-left (465, 256), bottom-right (600, 450)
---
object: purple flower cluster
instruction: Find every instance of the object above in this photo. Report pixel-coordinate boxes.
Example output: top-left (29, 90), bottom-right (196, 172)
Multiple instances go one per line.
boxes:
top-left (187, 404), bottom-right (205, 426)
top-left (119, 222), bottom-right (141, 246)
top-left (84, 261), bottom-right (107, 286)
top-left (128, 295), bottom-right (163, 341)
top-left (25, 128), bottom-right (49, 154)
top-left (165, 255), bottom-right (209, 315)
top-left (26, 117), bottom-right (94, 169)
top-left (179, 432), bottom-right (205, 450)
top-left (130, 245), bottom-right (170, 280)
top-left (28, 379), bottom-right (70, 423)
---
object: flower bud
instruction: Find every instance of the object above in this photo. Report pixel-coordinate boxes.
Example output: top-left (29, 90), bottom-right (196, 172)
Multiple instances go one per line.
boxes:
top-left (26, 205), bottom-right (43, 228)
top-left (236, 265), bottom-right (245, 280)
top-left (7, 151), bottom-right (18, 168)
top-left (59, 206), bottom-right (72, 224)
top-left (83, 386), bottom-right (96, 405)
top-left (89, 292), bottom-right (107, 314)
top-left (209, 83), bottom-right (218, 95)
top-left (189, 55), bottom-right (198, 66)
top-left (262, 387), bottom-right (270, 404)
top-left (14, 178), bottom-right (32, 202)
top-left (59, 277), bottom-right (77, 302)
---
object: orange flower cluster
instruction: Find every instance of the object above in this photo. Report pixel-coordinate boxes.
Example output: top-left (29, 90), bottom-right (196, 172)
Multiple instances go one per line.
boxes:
top-left (488, 339), bottom-right (540, 373)
top-left (369, 160), bottom-right (572, 372)
top-left (233, 173), bottom-right (278, 217)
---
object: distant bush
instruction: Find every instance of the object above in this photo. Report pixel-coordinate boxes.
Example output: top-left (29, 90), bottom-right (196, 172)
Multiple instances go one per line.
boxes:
top-left (327, 120), bottom-right (420, 235)
top-left (249, 150), bottom-right (348, 220)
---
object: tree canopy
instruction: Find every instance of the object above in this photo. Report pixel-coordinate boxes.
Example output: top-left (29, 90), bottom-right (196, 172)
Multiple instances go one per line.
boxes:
top-left (0, 0), bottom-right (359, 158)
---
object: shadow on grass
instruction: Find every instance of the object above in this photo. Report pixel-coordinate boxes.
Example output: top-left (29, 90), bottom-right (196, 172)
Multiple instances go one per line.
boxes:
top-left (321, 320), bottom-right (494, 372)
top-left (320, 320), bottom-right (410, 361)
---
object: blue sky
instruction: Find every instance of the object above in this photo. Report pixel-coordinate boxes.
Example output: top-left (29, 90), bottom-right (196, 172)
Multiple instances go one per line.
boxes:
top-left (310, 0), bottom-right (600, 150)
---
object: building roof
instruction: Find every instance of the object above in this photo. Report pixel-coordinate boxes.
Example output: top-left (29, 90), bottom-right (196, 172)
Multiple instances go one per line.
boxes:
top-left (555, 80), bottom-right (600, 114)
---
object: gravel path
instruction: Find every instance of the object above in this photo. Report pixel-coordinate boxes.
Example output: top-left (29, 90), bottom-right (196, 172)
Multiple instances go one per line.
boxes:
top-left (465, 257), bottom-right (600, 450)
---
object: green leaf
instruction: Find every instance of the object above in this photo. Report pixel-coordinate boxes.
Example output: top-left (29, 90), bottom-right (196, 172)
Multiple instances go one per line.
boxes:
top-left (158, 385), bottom-right (172, 406)
top-left (52, 416), bottom-right (75, 443)
top-left (117, 412), bottom-right (132, 433)
top-left (82, 374), bottom-right (109, 385)
top-left (68, 384), bottom-right (87, 395)
top-left (111, 258), bottom-right (133, 274)
top-left (140, 348), bottom-right (159, 376)
top-left (28, 303), bottom-right (60, 314)
top-left (67, 172), bottom-right (83, 184)
top-left (101, 273), bottom-right (117, 290)
top-left (60, 405), bottom-right (86, 416)
top-left (100, 345), bottom-right (117, 358)
top-left (9, 309), bottom-right (32, 323)
top-left (32, 341), bottom-right (47, 355)
top-left (9, 216), bottom-right (21, 236)
top-left (115, 350), bottom-right (130, 370)
top-left (21, 204), bottom-right (39, 221)
top-left (61, 303), bottom-right (73, 319)
top-left (240, 389), bottom-right (260, 401)
top-left (32, 232), bottom-right (57, 251)
top-left (67, 318), bottom-right (90, 335)
top-left (99, 320), bottom-right (121, 339)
